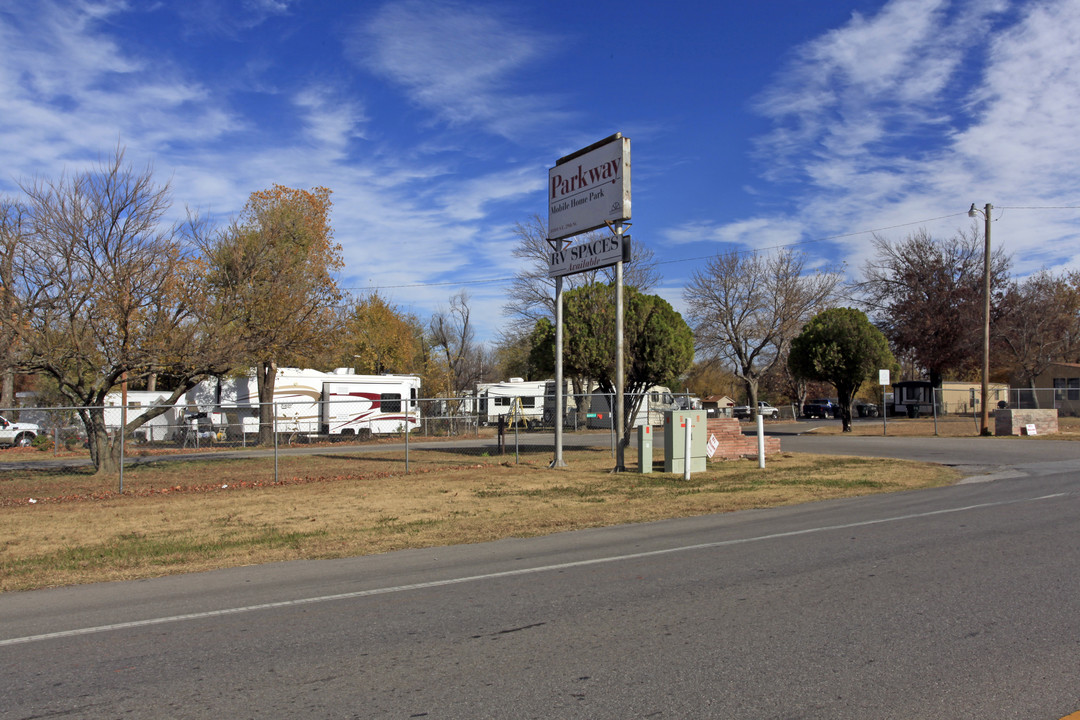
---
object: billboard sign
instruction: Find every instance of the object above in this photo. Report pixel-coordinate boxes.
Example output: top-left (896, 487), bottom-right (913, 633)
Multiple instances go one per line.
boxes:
top-left (548, 235), bottom-right (631, 278)
top-left (547, 134), bottom-right (631, 242)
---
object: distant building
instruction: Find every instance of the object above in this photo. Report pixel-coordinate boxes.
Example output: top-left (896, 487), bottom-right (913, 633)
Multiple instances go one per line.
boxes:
top-left (892, 380), bottom-right (1008, 417)
top-left (702, 395), bottom-right (736, 418)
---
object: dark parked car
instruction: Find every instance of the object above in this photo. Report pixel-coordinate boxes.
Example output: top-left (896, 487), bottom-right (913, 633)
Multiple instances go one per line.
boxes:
top-left (856, 403), bottom-right (881, 418)
top-left (802, 399), bottom-right (836, 419)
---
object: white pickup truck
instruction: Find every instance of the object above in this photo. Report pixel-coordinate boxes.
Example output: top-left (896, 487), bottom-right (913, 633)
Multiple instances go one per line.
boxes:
top-left (0, 415), bottom-right (40, 447)
top-left (732, 401), bottom-right (780, 420)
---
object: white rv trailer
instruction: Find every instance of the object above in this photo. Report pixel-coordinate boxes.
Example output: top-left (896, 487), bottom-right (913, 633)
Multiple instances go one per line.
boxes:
top-left (541, 379), bottom-right (585, 428)
top-left (104, 391), bottom-right (183, 442)
top-left (187, 367), bottom-right (421, 437)
top-left (586, 385), bottom-right (678, 429)
top-left (476, 378), bottom-right (548, 425)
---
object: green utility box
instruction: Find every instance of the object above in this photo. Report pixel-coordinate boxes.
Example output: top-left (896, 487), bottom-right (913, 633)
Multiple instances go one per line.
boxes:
top-left (663, 410), bottom-right (707, 474)
top-left (637, 424), bottom-right (654, 473)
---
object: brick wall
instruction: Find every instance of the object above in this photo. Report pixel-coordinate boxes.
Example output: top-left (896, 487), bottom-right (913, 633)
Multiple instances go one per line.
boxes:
top-left (706, 418), bottom-right (781, 460)
top-left (994, 409), bottom-right (1059, 436)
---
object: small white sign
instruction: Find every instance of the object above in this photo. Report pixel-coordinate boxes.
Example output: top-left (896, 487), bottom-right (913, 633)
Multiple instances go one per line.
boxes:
top-left (1025, 423), bottom-right (1037, 435)
top-left (706, 434), bottom-right (719, 458)
top-left (548, 235), bottom-right (630, 278)
top-left (879, 369), bottom-right (890, 386)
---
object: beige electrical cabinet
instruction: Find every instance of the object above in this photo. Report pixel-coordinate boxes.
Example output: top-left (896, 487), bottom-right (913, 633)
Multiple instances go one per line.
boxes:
top-left (663, 410), bottom-right (707, 473)
top-left (637, 424), bottom-right (654, 473)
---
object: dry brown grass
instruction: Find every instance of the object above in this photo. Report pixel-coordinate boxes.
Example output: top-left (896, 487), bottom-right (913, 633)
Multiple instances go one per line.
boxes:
top-left (0, 447), bottom-right (955, 592)
top-left (798, 414), bottom-right (1080, 438)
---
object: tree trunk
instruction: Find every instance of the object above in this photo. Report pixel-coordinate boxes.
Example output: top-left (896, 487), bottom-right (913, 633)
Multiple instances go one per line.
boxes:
top-left (0, 366), bottom-right (13, 413)
top-left (743, 376), bottom-right (760, 420)
top-left (571, 376), bottom-right (590, 428)
top-left (620, 390), bottom-right (648, 450)
top-left (837, 383), bottom-right (857, 432)
top-left (256, 360), bottom-right (278, 446)
top-left (85, 406), bottom-right (121, 476)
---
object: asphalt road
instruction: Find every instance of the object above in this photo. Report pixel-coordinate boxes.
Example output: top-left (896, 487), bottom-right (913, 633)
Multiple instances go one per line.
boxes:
top-left (2, 434), bottom-right (1079, 719)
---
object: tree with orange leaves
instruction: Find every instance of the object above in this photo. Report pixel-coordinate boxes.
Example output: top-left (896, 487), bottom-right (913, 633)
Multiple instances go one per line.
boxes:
top-left (201, 184), bottom-right (343, 444)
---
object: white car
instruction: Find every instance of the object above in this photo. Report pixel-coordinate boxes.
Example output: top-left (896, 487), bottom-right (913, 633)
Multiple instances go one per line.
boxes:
top-left (0, 415), bottom-right (40, 447)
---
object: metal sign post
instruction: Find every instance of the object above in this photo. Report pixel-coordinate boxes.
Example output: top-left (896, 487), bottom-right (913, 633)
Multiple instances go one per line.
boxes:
top-left (613, 221), bottom-right (626, 473)
top-left (551, 242), bottom-right (567, 467)
top-left (879, 369), bottom-right (890, 437)
top-left (546, 133), bottom-right (632, 470)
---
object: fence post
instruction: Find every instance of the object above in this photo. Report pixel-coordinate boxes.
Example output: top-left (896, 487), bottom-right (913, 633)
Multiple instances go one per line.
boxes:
top-left (273, 401), bottom-right (279, 484)
top-left (405, 418), bottom-right (410, 474)
top-left (933, 388), bottom-right (939, 436)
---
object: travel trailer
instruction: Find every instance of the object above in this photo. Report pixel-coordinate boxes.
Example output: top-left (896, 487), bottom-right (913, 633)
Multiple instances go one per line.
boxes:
top-left (104, 391), bottom-right (184, 442)
top-left (476, 378), bottom-right (548, 425)
top-left (187, 367), bottom-right (421, 438)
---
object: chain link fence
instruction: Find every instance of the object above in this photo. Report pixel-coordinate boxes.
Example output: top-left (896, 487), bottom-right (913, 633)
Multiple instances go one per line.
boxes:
top-left (0, 390), bottom-right (702, 499)
top-left (881, 386), bottom-right (1080, 422)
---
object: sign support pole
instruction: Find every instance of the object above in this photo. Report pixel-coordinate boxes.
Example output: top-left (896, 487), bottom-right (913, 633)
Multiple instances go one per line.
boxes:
top-left (545, 133), bottom-right (631, 472)
top-left (551, 240), bottom-right (567, 467)
top-left (614, 221), bottom-right (626, 473)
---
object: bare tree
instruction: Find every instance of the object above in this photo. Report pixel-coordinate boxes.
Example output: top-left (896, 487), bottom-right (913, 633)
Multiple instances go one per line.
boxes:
top-left (996, 270), bottom-right (1080, 402)
top-left (0, 198), bottom-right (31, 411)
top-left (502, 214), bottom-right (661, 335)
top-left (6, 148), bottom-right (239, 473)
top-left (684, 249), bottom-right (841, 418)
top-left (429, 291), bottom-right (482, 393)
top-left (857, 226), bottom-right (1010, 389)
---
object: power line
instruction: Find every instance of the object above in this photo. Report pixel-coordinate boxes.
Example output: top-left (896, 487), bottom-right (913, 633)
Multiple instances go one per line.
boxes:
top-left (653, 212), bottom-right (970, 267)
top-left (343, 206), bottom-right (1077, 293)
top-left (998, 205), bottom-right (1080, 210)
top-left (346, 277), bottom-right (509, 292)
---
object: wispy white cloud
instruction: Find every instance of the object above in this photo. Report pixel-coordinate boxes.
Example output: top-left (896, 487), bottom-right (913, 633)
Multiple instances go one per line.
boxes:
top-left (173, 0), bottom-right (298, 36)
top-left (356, 0), bottom-right (571, 138)
top-left (708, 0), bottom-right (1080, 279)
top-left (663, 217), bottom-right (807, 252)
top-left (438, 167), bottom-right (545, 222)
top-left (292, 88), bottom-right (369, 155)
top-left (0, 1), bottom-right (245, 177)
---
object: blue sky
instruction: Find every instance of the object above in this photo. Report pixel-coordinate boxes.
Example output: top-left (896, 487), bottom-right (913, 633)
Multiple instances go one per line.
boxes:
top-left (3, 0), bottom-right (1080, 345)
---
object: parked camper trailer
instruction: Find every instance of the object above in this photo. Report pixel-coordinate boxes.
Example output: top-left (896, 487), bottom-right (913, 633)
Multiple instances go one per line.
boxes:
top-left (587, 385), bottom-right (678, 429)
top-left (104, 391), bottom-right (183, 442)
top-left (476, 378), bottom-right (548, 426)
top-left (541, 379), bottom-right (582, 428)
top-left (188, 368), bottom-right (421, 438)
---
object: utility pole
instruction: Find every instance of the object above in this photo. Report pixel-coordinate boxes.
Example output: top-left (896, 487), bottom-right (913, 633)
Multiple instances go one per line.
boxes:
top-left (969, 202), bottom-right (993, 436)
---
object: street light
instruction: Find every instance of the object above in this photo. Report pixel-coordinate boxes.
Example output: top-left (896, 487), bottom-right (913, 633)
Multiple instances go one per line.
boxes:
top-left (968, 202), bottom-right (993, 436)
